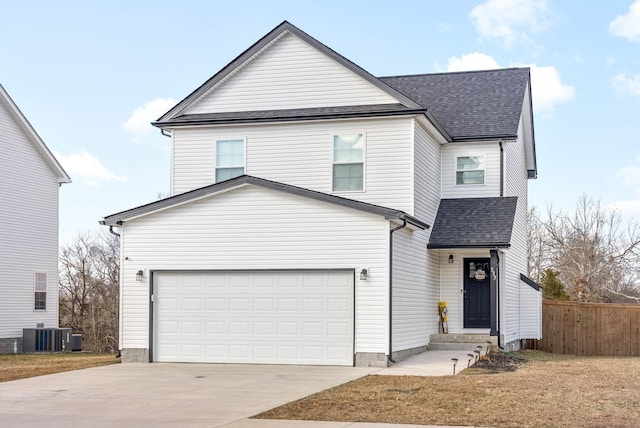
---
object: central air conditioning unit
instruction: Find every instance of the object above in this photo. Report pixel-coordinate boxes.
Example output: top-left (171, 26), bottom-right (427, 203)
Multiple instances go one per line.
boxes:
top-left (22, 328), bottom-right (72, 352)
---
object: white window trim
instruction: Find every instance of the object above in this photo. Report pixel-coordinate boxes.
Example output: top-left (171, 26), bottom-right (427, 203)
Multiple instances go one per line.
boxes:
top-left (331, 132), bottom-right (366, 193)
top-left (455, 153), bottom-right (486, 186)
top-left (34, 272), bottom-right (47, 311)
top-left (214, 137), bottom-right (246, 183)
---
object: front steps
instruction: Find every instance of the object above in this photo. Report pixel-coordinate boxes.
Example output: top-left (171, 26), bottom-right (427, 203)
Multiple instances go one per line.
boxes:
top-left (429, 334), bottom-right (497, 352)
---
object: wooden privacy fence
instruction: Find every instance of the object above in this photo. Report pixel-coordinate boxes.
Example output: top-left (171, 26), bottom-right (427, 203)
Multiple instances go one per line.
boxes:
top-left (537, 300), bottom-right (640, 356)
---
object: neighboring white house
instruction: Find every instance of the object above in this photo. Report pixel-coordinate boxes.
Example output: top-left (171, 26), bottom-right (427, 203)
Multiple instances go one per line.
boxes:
top-left (0, 84), bottom-right (71, 353)
top-left (101, 21), bottom-right (542, 366)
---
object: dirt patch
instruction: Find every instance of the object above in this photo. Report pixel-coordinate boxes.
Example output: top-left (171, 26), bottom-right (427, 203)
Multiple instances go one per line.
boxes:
top-left (256, 351), bottom-right (640, 427)
top-left (0, 353), bottom-right (119, 382)
top-left (463, 352), bottom-right (528, 374)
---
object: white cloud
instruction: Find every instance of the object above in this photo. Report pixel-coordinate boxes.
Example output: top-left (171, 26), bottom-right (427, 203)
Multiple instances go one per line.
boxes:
top-left (444, 53), bottom-right (574, 113)
top-left (54, 149), bottom-right (128, 187)
top-left (123, 97), bottom-right (176, 143)
top-left (608, 200), bottom-right (640, 222)
top-left (619, 156), bottom-right (640, 191)
top-left (609, 0), bottom-right (640, 42)
top-left (610, 156), bottom-right (640, 219)
top-left (446, 52), bottom-right (500, 72)
top-left (527, 65), bottom-right (575, 113)
top-left (612, 73), bottom-right (640, 96)
top-left (470, 0), bottom-right (552, 46)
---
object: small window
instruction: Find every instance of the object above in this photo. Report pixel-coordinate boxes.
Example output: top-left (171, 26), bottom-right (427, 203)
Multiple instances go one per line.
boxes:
top-left (333, 134), bottom-right (364, 191)
top-left (215, 139), bottom-right (245, 182)
top-left (34, 272), bottom-right (47, 310)
top-left (456, 155), bottom-right (485, 185)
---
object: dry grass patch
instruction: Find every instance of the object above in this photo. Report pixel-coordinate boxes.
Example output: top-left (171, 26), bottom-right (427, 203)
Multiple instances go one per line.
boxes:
top-left (257, 350), bottom-right (640, 427)
top-left (0, 353), bottom-right (119, 382)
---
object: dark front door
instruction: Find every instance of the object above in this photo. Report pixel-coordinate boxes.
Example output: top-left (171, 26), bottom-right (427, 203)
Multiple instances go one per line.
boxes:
top-left (464, 258), bottom-right (491, 328)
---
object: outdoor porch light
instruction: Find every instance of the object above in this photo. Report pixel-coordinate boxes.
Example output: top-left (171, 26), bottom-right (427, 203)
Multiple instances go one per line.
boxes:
top-left (136, 270), bottom-right (144, 282)
top-left (448, 254), bottom-right (454, 264)
top-left (359, 268), bottom-right (368, 280)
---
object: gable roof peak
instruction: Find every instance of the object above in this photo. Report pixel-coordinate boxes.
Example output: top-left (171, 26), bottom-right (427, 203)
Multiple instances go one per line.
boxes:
top-left (155, 21), bottom-right (422, 123)
top-left (0, 84), bottom-right (71, 184)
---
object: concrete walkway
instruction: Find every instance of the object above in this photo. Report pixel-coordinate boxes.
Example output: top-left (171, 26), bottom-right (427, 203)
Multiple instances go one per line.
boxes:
top-left (375, 350), bottom-right (480, 376)
top-left (0, 350), bottom-right (480, 427)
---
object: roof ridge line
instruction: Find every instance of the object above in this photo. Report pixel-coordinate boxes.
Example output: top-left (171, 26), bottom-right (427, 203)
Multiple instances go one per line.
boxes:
top-left (379, 67), bottom-right (528, 79)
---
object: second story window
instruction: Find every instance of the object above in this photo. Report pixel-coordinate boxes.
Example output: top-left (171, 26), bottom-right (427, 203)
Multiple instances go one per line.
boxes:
top-left (216, 139), bottom-right (245, 183)
top-left (456, 155), bottom-right (485, 185)
top-left (333, 134), bottom-right (364, 191)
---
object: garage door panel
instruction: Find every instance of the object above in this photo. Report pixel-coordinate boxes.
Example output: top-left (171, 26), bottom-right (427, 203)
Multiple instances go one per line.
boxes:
top-left (253, 298), bottom-right (274, 311)
top-left (154, 270), bottom-right (354, 365)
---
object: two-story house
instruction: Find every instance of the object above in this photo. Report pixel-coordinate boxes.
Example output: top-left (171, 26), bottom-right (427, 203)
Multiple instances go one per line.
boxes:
top-left (0, 84), bottom-right (71, 353)
top-left (101, 21), bottom-right (541, 366)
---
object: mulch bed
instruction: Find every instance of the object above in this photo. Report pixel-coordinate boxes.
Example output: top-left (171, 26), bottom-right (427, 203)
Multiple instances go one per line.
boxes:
top-left (466, 352), bottom-right (529, 374)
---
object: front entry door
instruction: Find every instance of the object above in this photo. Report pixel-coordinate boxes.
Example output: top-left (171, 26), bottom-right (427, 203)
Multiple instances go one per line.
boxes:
top-left (463, 258), bottom-right (491, 328)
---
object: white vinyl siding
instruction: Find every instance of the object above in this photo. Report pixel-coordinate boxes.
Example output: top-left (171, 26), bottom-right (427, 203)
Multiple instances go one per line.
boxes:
top-left (0, 99), bottom-right (60, 337)
top-left (441, 143), bottom-right (500, 198)
top-left (185, 32), bottom-right (397, 114)
top-left (503, 115), bottom-right (532, 344)
top-left (395, 120), bottom-right (442, 349)
top-left (171, 117), bottom-right (414, 214)
top-left (520, 278), bottom-right (542, 340)
top-left (391, 226), bottom-right (439, 352)
top-left (120, 185), bottom-right (390, 355)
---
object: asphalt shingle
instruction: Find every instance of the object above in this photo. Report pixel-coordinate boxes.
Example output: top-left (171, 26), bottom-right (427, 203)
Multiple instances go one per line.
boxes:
top-left (380, 68), bottom-right (530, 140)
top-left (427, 197), bottom-right (518, 249)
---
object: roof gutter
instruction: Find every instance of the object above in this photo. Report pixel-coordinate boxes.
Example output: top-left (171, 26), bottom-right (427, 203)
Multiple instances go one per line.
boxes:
top-left (427, 243), bottom-right (510, 250)
top-left (499, 140), bottom-right (504, 197)
top-left (152, 109), bottom-right (427, 128)
top-left (449, 135), bottom-right (517, 143)
top-left (107, 225), bottom-right (120, 237)
top-left (490, 249), bottom-right (504, 350)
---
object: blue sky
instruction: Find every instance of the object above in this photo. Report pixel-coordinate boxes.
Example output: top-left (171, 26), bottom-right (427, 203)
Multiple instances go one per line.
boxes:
top-left (2, 0), bottom-right (640, 243)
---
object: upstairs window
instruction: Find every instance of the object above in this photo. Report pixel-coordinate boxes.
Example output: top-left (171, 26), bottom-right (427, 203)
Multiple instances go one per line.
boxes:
top-left (333, 134), bottom-right (364, 191)
top-left (216, 139), bottom-right (245, 182)
top-left (456, 155), bottom-right (485, 185)
top-left (34, 272), bottom-right (47, 310)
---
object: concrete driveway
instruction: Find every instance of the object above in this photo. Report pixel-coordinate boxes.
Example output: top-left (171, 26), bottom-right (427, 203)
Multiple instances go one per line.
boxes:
top-left (0, 362), bottom-right (374, 428)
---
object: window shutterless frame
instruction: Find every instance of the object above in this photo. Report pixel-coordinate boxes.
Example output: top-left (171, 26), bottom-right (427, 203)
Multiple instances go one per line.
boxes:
top-left (34, 272), bottom-right (47, 310)
top-left (215, 138), bottom-right (246, 183)
top-left (332, 133), bottom-right (366, 192)
top-left (455, 154), bottom-right (486, 185)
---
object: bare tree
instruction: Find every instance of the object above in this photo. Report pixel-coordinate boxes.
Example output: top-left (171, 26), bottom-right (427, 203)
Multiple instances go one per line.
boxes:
top-left (527, 206), bottom-right (550, 283)
top-left (59, 231), bottom-right (119, 352)
top-left (542, 195), bottom-right (640, 302)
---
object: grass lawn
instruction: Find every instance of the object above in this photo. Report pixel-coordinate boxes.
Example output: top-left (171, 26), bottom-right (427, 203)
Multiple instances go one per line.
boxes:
top-left (257, 350), bottom-right (640, 427)
top-left (0, 353), bottom-right (119, 382)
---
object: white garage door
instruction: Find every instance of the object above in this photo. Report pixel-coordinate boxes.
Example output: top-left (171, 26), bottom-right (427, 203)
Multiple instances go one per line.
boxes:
top-left (153, 270), bottom-right (354, 366)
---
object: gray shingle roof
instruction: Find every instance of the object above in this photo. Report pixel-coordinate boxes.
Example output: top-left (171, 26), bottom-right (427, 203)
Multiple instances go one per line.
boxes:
top-left (380, 68), bottom-right (530, 140)
top-left (100, 175), bottom-right (430, 230)
top-left (427, 197), bottom-right (518, 249)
